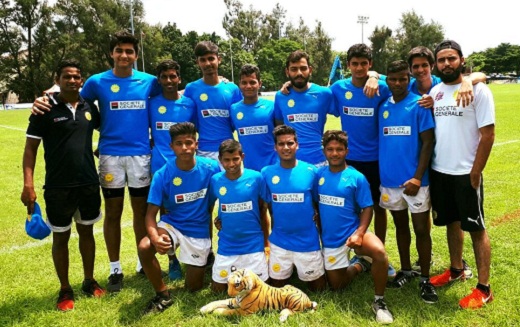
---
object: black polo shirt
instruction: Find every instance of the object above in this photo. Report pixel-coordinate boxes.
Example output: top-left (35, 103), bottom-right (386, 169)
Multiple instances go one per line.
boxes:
top-left (26, 93), bottom-right (101, 188)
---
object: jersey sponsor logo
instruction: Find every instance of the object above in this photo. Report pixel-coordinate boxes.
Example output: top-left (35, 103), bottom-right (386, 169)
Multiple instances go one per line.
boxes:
top-left (238, 125), bottom-right (268, 136)
top-left (53, 116), bottom-right (68, 123)
top-left (434, 92), bottom-right (444, 101)
top-left (158, 106), bottom-right (167, 114)
top-left (383, 126), bottom-right (411, 135)
top-left (287, 113), bottom-right (318, 123)
top-left (434, 106), bottom-right (463, 117)
top-left (110, 100), bottom-right (146, 110)
top-left (343, 107), bottom-right (374, 116)
top-left (272, 193), bottom-right (304, 203)
top-left (221, 201), bottom-right (253, 213)
top-left (201, 109), bottom-right (229, 118)
top-left (287, 99), bottom-right (295, 108)
top-left (156, 122), bottom-right (177, 130)
top-left (110, 84), bottom-right (120, 93)
top-left (175, 188), bottom-right (207, 203)
top-left (319, 194), bottom-right (345, 207)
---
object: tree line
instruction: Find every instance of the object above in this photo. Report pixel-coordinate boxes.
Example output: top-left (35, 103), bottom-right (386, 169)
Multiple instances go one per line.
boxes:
top-left (1, 0), bottom-right (517, 102)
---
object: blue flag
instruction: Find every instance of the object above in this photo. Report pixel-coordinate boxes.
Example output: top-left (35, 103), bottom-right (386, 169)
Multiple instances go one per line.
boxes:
top-left (328, 55), bottom-right (344, 86)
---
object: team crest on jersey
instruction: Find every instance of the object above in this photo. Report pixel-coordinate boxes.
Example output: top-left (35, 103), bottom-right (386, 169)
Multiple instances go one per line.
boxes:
top-left (236, 112), bottom-right (244, 120)
top-left (200, 93), bottom-right (208, 101)
top-left (219, 186), bottom-right (227, 196)
top-left (272, 263), bottom-right (281, 272)
top-left (287, 99), bottom-right (295, 108)
top-left (104, 173), bottom-right (114, 183)
top-left (110, 84), bottom-right (120, 93)
top-left (173, 177), bottom-right (182, 186)
top-left (219, 270), bottom-right (228, 278)
top-left (271, 176), bottom-right (280, 184)
top-left (85, 112), bottom-right (92, 121)
top-left (383, 110), bottom-right (389, 119)
top-left (381, 193), bottom-right (390, 202)
top-left (319, 177), bottom-right (325, 185)
top-left (434, 92), bottom-right (444, 101)
top-left (158, 106), bottom-right (167, 114)
top-left (345, 91), bottom-right (353, 100)
top-left (328, 256), bottom-right (336, 264)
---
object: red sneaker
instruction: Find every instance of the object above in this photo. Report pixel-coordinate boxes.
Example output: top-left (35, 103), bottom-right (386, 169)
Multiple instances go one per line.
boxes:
top-left (81, 279), bottom-right (106, 298)
top-left (430, 268), bottom-right (465, 287)
top-left (56, 288), bottom-right (74, 311)
top-left (459, 288), bottom-right (494, 309)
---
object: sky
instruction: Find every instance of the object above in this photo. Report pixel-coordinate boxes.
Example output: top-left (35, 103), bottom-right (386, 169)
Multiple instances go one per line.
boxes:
top-left (141, 0), bottom-right (518, 55)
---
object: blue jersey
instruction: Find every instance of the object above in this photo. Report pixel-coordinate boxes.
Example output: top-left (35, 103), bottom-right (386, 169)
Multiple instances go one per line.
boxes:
top-left (274, 84), bottom-right (334, 164)
top-left (330, 78), bottom-right (390, 161)
top-left (81, 69), bottom-right (160, 156)
top-left (316, 166), bottom-right (373, 248)
top-left (149, 94), bottom-right (196, 174)
top-left (261, 161), bottom-right (320, 252)
top-left (231, 98), bottom-right (277, 171)
top-left (209, 169), bottom-right (268, 256)
top-left (379, 92), bottom-right (435, 187)
top-left (409, 75), bottom-right (442, 96)
top-left (148, 156), bottom-right (220, 238)
top-left (183, 79), bottom-right (242, 151)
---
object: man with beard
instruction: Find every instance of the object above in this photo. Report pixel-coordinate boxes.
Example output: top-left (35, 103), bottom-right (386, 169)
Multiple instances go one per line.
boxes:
top-left (428, 40), bottom-right (495, 309)
top-left (274, 50), bottom-right (335, 167)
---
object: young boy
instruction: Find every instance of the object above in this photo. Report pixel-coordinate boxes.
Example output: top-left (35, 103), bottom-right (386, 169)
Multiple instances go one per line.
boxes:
top-left (209, 140), bottom-right (270, 292)
top-left (21, 60), bottom-right (105, 311)
top-left (138, 122), bottom-right (220, 313)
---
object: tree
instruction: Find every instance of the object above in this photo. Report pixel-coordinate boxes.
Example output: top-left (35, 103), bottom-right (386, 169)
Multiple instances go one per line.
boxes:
top-left (305, 21), bottom-right (333, 85)
top-left (368, 26), bottom-right (393, 73)
top-left (222, 0), bottom-right (264, 53)
top-left (256, 38), bottom-right (302, 90)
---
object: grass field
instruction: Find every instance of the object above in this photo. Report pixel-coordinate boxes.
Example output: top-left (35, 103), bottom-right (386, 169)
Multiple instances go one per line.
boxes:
top-left (1, 84), bottom-right (519, 326)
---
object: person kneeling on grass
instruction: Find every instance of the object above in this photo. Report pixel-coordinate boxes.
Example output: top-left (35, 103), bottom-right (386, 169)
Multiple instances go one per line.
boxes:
top-left (316, 130), bottom-right (393, 324)
top-left (21, 59), bottom-right (105, 311)
top-left (138, 122), bottom-right (220, 313)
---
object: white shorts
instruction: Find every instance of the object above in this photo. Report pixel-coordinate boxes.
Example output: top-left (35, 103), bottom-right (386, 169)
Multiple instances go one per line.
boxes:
top-left (323, 246), bottom-right (352, 270)
top-left (196, 150), bottom-right (223, 170)
top-left (157, 221), bottom-right (211, 267)
top-left (379, 186), bottom-right (431, 213)
top-left (99, 155), bottom-right (151, 188)
top-left (212, 252), bottom-right (268, 284)
top-left (268, 243), bottom-right (325, 282)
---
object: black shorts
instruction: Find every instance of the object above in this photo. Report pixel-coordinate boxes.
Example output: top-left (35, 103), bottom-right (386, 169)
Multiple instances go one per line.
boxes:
top-left (44, 184), bottom-right (102, 231)
top-left (346, 159), bottom-right (381, 204)
top-left (430, 169), bottom-right (485, 232)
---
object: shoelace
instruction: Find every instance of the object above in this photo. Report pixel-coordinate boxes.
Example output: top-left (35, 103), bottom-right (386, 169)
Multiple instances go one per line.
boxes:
top-left (374, 298), bottom-right (387, 310)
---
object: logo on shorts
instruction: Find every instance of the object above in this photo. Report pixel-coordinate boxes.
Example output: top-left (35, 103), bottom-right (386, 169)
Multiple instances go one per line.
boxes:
top-left (287, 99), bottom-right (295, 108)
top-left (85, 112), bottom-right (92, 121)
top-left (104, 173), bottom-right (114, 183)
top-left (272, 263), bottom-right (281, 272)
top-left (328, 256), bottom-right (336, 264)
top-left (175, 189), bottom-right (207, 203)
top-left (110, 84), bottom-right (120, 93)
top-left (271, 176), bottom-right (280, 185)
top-left (173, 177), bottom-right (182, 186)
top-left (219, 270), bottom-right (228, 278)
top-left (305, 270), bottom-right (315, 275)
top-left (236, 112), bottom-right (244, 120)
top-left (467, 216), bottom-right (481, 226)
top-left (200, 93), bottom-right (208, 101)
top-left (383, 110), bottom-right (389, 119)
top-left (345, 91), bottom-right (353, 100)
top-left (191, 254), bottom-right (200, 259)
top-left (272, 193), bottom-right (304, 203)
top-left (413, 202), bottom-right (423, 207)
top-left (381, 193), bottom-right (390, 202)
top-left (219, 186), bottom-right (227, 196)
top-left (158, 106), bottom-right (167, 114)
top-left (319, 177), bottom-right (325, 186)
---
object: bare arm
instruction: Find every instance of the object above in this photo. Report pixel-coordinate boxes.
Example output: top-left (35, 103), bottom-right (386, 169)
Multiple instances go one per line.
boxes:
top-left (403, 128), bottom-right (434, 196)
top-left (363, 71), bottom-right (380, 98)
top-left (346, 206), bottom-right (373, 248)
top-left (145, 204), bottom-right (172, 254)
top-left (21, 138), bottom-right (41, 214)
top-left (31, 95), bottom-right (52, 115)
top-left (470, 124), bottom-right (495, 189)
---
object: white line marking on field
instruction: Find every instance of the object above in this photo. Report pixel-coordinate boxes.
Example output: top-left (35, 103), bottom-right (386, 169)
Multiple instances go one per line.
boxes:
top-left (494, 140), bottom-right (519, 147)
top-left (0, 221), bottom-right (133, 255)
top-left (0, 124), bottom-right (25, 132)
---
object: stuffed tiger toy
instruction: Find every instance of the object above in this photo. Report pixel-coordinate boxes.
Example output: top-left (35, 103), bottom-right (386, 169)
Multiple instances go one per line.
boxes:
top-left (200, 268), bottom-right (317, 322)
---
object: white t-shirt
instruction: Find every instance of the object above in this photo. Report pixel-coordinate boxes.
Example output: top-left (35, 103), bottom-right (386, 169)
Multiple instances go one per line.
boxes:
top-left (430, 82), bottom-right (495, 175)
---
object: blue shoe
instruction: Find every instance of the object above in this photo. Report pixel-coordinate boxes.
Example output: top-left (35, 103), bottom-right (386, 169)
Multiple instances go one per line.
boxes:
top-left (168, 257), bottom-right (183, 281)
top-left (350, 255), bottom-right (371, 272)
top-left (388, 264), bottom-right (397, 278)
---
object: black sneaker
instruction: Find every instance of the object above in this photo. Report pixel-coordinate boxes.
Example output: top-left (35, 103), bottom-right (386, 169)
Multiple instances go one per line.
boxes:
top-left (387, 270), bottom-right (415, 288)
top-left (419, 280), bottom-right (438, 304)
top-left (144, 292), bottom-right (173, 314)
top-left (81, 279), bottom-right (106, 298)
top-left (107, 268), bottom-right (124, 293)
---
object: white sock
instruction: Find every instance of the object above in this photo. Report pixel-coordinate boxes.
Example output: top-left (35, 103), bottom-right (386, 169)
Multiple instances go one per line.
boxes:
top-left (136, 258), bottom-right (142, 273)
top-left (374, 295), bottom-right (384, 301)
top-left (110, 261), bottom-right (122, 275)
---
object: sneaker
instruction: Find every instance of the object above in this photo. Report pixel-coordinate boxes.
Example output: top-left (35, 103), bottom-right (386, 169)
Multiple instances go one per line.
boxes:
top-left (168, 257), bottom-right (183, 281)
top-left (387, 264), bottom-right (396, 278)
top-left (419, 280), bottom-right (438, 304)
top-left (144, 292), bottom-right (173, 314)
top-left (81, 279), bottom-right (106, 298)
top-left (371, 298), bottom-right (394, 324)
top-left (387, 270), bottom-right (415, 288)
top-left (56, 287), bottom-right (74, 311)
top-left (430, 268), bottom-right (465, 287)
top-left (107, 268), bottom-right (124, 293)
top-left (350, 255), bottom-right (371, 272)
top-left (462, 259), bottom-right (474, 279)
top-left (459, 287), bottom-right (494, 309)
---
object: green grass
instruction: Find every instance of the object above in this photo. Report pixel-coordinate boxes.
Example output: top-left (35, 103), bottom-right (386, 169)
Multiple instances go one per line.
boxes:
top-left (1, 84), bottom-right (519, 326)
